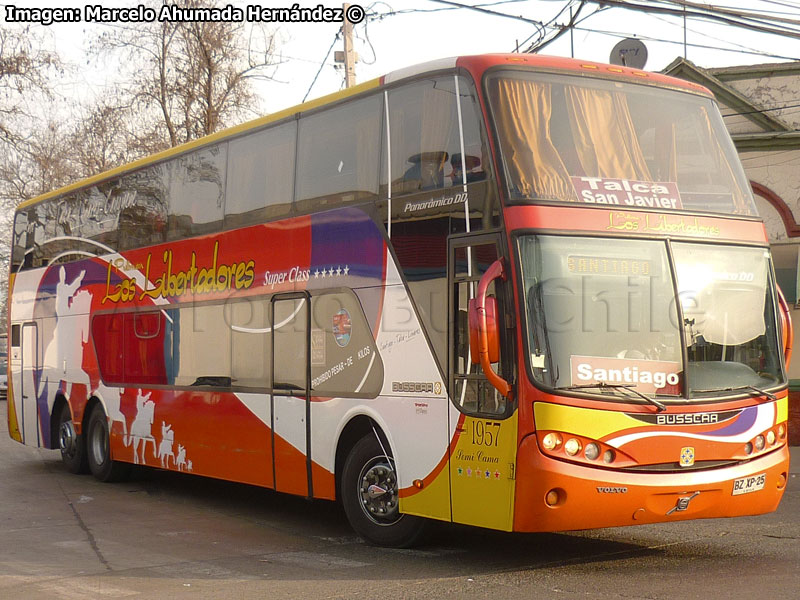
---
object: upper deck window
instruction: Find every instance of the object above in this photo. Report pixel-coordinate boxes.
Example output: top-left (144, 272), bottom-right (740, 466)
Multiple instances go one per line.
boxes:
top-left (488, 71), bottom-right (757, 216)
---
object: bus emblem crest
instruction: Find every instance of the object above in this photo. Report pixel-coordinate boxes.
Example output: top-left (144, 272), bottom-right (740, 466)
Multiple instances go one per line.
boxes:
top-left (679, 447), bottom-right (695, 467)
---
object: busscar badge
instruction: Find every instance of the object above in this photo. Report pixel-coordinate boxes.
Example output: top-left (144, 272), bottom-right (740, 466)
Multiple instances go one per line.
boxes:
top-left (679, 446), bottom-right (695, 467)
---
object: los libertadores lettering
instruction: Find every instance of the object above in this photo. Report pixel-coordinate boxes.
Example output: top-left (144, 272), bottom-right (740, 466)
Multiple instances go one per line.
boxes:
top-left (103, 241), bottom-right (256, 304)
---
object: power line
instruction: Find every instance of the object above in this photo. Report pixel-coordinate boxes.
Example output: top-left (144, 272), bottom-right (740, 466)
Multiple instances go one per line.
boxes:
top-left (569, 24), bottom-right (800, 61)
top-left (722, 100), bottom-right (800, 119)
top-left (581, 0), bottom-right (800, 40)
top-left (302, 31), bottom-right (340, 103)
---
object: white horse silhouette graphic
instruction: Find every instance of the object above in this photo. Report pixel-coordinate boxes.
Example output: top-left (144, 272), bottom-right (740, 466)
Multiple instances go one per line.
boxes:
top-left (126, 390), bottom-right (156, 464)
top-left (176, 444), bottom-right (191, 472)
top-left (158, 422), bottom-right (175, 468)
top-left (39, 267), bottom-right (91, 408)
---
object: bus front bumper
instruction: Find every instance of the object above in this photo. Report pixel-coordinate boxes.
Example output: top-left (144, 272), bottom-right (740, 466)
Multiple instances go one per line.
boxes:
top-left (512, 436), bottom-right (790, 533)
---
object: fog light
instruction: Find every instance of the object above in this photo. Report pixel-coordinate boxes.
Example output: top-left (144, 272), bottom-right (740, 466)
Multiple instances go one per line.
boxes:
top-left (585, 443), bottom-right (600, 461)
top-left (545, 489), bottom-right (560, 506)
top-left (564, 438), bottom-right (581, 456)
top-left (778, 423), bottom-right (786, 439)
top-left (603, 449), bottom-right (616, 464)
top-left (744, 442), bottom-right (753, 455)
top-left (767, 430), bottom-right (776, 445)
top-left (755, 435), bottom-right (765, 451)
top-left (542, 432), bottom-right (562, 450)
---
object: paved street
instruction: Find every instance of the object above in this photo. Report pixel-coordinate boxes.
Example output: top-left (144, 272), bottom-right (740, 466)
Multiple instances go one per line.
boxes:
top-left (1, 400), bottom-right (798, 599)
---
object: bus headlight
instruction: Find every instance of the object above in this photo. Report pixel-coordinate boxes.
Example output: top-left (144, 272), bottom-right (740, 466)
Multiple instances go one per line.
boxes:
top-left (542, 432), bottom-right (562, 450)
top-left (766, 430), bottom-right (776, 445)
top-left (755, 435), bottom-right (765, 451)
top-left (584, 442), bottom-right (600, 461)
top-left (564, 438), bottom-right (581, 456)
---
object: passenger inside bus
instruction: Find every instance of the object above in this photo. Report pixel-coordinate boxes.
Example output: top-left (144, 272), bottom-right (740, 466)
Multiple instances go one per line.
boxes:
top-left (450, 153), bottom-right (485, 184)
top-left (402, 151), bottom-right (449, 191)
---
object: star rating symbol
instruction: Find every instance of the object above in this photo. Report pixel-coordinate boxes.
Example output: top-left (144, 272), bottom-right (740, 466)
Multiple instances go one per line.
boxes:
top-left (484, 470), bottom-right (491, 479)
top-left (313, 265), bottom-right (350, 279)
top-left (457, 467), bottom-right (463, 476)
top-left (494, 470), bottom-right (501, 479)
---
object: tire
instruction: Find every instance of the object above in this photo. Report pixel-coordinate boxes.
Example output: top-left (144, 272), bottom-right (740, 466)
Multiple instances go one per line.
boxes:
top-left (86, 405), bottom-right (131, 482)
top-left (57, 402), bottom-right (88, 474)
top-left (341, 434), bottom-right (426, 548)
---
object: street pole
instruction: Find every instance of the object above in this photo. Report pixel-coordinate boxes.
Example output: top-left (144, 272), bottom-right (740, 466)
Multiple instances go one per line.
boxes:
top-left (343, 3), bottom-right (356, 88)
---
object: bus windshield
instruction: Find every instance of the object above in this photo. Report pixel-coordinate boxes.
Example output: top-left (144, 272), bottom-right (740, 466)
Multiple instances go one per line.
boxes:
top-left (489, 71), bottom-right (757, 216)
top-left (518, 236), bottom-right (784, 400)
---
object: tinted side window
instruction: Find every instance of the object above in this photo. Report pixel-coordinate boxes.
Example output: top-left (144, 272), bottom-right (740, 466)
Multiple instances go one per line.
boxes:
top-left (167, 144), bottom-right (227, 241)
top-left (295, 94), bottom-right (381, 213)
top-left (227, 297), bottom-right (272, 388)
top-left (117, 169), bottom-right (169, 251)
top-left (225, 122), bottom-right (296, 229)
top-left (385, 76), bottom-right (483, 197)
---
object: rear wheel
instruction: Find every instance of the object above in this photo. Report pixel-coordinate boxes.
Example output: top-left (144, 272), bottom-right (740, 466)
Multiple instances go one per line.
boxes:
top-left (86, 405), bottom-right (131, 482)
top-left (341, 434), bottom-right (426, 547)
top-left (57, 402), bottom-right (88, 474)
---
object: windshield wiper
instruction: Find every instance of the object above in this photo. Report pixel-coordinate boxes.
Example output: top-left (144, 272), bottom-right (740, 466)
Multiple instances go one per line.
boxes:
top-left (558, 382), bottom-right (666, 412)
top-left (701, 385), bottom-right (778, 402)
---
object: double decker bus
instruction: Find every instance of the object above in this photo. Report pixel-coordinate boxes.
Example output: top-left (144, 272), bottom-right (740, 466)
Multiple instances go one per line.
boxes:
top-left (7, 54), bottom-right (791, 547)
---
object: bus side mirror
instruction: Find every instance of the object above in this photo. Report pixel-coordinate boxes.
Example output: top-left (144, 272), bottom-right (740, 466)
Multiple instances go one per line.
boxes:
top-left (777, 286), bottom-right (793, 369)
top-left (467, 258), bottom-right (512, 399)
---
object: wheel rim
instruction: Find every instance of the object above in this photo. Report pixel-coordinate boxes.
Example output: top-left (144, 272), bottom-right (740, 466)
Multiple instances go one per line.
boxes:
top-left (59, 420), bottom-right (77, 459)
top-left (89, 419), bottom-right (108, 467)
top-left (357, 456), bottom-right (401, 526)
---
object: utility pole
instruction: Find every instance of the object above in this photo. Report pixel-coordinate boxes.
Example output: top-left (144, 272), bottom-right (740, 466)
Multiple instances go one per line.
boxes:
top-left (342, 2), bottom-right (357, 88)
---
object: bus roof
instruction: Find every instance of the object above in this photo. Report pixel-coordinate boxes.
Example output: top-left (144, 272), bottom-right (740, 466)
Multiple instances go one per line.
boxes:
top-left (16, 53), bottom-right (712, 212)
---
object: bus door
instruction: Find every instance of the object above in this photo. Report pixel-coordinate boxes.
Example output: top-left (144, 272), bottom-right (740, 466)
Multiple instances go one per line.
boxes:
top-left (448, 235), bottom-right (518, 531)
top-left (18, 322), bottom-right (40, 446)
top-left (271, 293), bottom-right (313, 498)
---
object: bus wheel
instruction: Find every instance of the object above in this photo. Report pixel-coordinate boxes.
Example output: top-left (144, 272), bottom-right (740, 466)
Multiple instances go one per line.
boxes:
top-left (341, 434), bottom-right (426, 548)
top-left (58, 402), bottom-right (88, 474)
top-left (86, 405), bottom-right (130, 483)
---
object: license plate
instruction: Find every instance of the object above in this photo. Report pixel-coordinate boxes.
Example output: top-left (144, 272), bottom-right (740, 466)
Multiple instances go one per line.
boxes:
top-left (732, 473), bottom-right (766, 496)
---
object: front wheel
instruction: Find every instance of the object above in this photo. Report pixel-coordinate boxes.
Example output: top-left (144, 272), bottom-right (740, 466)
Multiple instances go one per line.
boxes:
top-left (341, 434), bottom-right (425, 547)
top-left (86, 405), bottom-right (131, 482)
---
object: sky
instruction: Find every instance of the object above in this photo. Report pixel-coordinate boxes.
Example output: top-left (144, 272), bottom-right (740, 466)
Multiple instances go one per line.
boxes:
top-left (6, 0), bottom-right (800, 116)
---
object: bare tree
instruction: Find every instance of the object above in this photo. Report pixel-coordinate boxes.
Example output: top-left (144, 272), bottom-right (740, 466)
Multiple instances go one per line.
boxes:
top-left (0, 27), bottom-right (62, 148)
top-left (93, 0), bottom-right (280, 150)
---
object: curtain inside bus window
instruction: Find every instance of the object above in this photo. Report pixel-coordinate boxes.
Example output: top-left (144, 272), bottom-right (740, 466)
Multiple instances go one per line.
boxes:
top-left (490, 79), bottom-right (574, 201)
top-left (489, 71), bottom-right (758, 216)
top-left (564, 87), bottom-right (651, 181)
